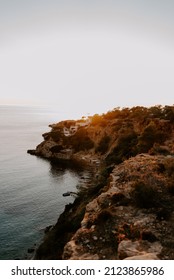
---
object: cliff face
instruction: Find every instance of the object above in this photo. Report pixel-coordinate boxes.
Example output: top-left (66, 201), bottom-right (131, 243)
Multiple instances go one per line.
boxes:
top-left (28, 105), bottom-right (174, 260)
top-left (63, 154), bottom-right (174, 260)
top-left (28, 105), bottom-right (174, 163)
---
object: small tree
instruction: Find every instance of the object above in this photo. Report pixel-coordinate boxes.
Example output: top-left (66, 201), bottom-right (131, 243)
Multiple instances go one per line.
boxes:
top-left (95, 135), bottom-right (111, 154)
top-left (137, 121), bottom-right (165, 153)
top-left (106, 129), bottom-right (138, 165)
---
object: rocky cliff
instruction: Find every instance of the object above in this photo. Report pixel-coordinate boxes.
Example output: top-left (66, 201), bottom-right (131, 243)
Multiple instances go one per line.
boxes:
top-left (28, 105), bottom-right (174, 259)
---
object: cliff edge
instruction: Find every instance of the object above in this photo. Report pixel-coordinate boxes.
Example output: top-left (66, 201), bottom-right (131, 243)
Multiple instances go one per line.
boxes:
top-left (28, 105), bottom-right (174, 259)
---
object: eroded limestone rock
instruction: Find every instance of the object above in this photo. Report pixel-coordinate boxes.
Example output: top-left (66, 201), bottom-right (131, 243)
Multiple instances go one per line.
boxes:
top-left (118, 240), bottom-right (162, 260)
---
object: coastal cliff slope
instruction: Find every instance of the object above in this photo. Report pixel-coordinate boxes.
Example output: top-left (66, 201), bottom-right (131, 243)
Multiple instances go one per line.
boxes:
top-left (28, 105), bottom-right (174, 259)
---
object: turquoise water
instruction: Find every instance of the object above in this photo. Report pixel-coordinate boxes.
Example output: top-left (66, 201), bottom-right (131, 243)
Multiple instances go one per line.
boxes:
top-left (0, 105), bottom-right (86, 259)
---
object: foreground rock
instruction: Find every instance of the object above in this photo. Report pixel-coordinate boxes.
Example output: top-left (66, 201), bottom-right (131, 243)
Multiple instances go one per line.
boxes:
top-left (117, 240), bottom-right (162, 260)
top-left (35, 154), bottom-right (174, 260)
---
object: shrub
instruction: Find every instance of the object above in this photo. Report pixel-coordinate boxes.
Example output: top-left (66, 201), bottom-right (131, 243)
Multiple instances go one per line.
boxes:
top-left (95, 135), bottom-right (111, 154)
top-left (50, 131), bottom-right (62, 142)
top-left (163, 158), bottom-right (174, 177)
top-left (91, 114), bottom-right (102, 125)
top-left (159, 158), bottom-right (174, 195)
top-left (122, 223), bottom-right (141, 240)
top-left (105, 129), bottom-right (138, 165)
top-left (70, 128), bottom-right (94, 151)
top-left (50, 145), bottom-right (63, 153)
top-left (132, 181), bottom-right (158, 208)
top-left (103, 108), bottom-right (121, 120)
top-left (163, 106), bottom-right (174, 121)
top-left (137, 121), bottom-right (166, 153)
top-left (149, 143), bottom-right (170, 156)
top-left (167, 180), bottom-right (174, 195)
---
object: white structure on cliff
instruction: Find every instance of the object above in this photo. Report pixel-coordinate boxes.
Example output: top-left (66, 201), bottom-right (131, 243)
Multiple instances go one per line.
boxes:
top-left (63, 119), bottom-right (91, 137)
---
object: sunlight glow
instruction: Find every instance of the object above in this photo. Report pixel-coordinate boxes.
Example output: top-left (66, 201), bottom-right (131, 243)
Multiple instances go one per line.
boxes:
top-left (0, 1), bottom-right (174, 117)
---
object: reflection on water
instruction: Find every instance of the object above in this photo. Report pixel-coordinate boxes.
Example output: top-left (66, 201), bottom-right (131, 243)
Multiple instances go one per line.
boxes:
top-left (49, 159), bottom-right (87, 178)
top-left (49, 159), bottom-right (93, 194)
top-left (0, 105), bottom-right (92, 260)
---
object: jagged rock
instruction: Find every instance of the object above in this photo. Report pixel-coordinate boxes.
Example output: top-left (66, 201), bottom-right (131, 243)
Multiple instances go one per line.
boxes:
top-left (118, 240), bottom-right (162, 260)
top-left (62, 240), bottom-right (99, 260)
top-left (29, 110), bottom-right (174, 260)
top-left (59, 154), bottom-right (174, 259)
top-left (27, 149), bottom-right (36, 155)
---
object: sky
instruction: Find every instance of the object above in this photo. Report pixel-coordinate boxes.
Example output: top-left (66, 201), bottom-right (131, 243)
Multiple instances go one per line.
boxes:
top-left (0, 0), bottom-right (174, 118)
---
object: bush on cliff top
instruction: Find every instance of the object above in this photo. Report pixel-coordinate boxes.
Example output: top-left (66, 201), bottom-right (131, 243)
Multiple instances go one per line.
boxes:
top-left (137, 121), bottom-right (167, 153)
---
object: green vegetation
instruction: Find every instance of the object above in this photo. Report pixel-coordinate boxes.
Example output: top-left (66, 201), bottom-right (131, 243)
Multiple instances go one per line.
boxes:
top-left (47, 105), bottom-right (174, 161)
top-left (167, 181), bottom-right (174, 195)
top-left (137, 121), bottom-right (167, 153)
top-left (106, 128), bottom-right (138, 165)
top-left (34, 104), bottom-right (174, 260)
top-left (132, 181), bottom-right (158, 208)
top-left (50, 145), bottom-right (63, 153)
top-left (118, 223), bottom-right (141, 241)
top-left (49, 131), bottom-right (62, 142)
top-left (70, 130), bottom-right (94, 152)
top-left (163, 106), bottom-right (174, 121)
top-left (95, 135), bottom-right (111, 154)
top-left (162, 158), bottom-right (174, 195)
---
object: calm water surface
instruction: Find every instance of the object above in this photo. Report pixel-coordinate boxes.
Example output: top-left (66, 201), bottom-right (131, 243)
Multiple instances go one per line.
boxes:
top-left (0, 105), bottom-right (88, 259)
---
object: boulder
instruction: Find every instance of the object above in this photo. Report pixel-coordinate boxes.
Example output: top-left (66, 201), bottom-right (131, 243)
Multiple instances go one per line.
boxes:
top-left (118, 239), bottom-right (162, 260)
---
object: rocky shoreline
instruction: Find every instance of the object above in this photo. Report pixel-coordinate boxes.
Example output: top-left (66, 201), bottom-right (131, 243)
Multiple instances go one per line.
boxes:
top-left (26, 154), bottom-right (101, 260)
top-left (27, 152), bottom-right (174, 260)
top-left (27, 106), bottom-right (174, 259)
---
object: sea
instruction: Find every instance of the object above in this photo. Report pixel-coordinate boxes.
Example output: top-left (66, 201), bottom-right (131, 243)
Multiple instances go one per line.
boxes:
top-left (0, 105), bottom-right (89, 260)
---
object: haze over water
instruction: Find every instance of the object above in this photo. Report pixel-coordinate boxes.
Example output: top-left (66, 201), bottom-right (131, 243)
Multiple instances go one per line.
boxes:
top-left (1, 1), bottom-right (174, 114)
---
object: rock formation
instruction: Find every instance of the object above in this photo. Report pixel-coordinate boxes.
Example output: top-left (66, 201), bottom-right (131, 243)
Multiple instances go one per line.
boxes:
top-left (62, 154), bottom-right (174, 260)
top-left (28, 105), bottom-right (174, 259)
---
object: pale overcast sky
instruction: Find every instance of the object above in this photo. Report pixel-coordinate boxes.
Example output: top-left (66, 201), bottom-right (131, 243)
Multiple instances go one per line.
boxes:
top-left (0, 0), bottom-right (174, 117)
